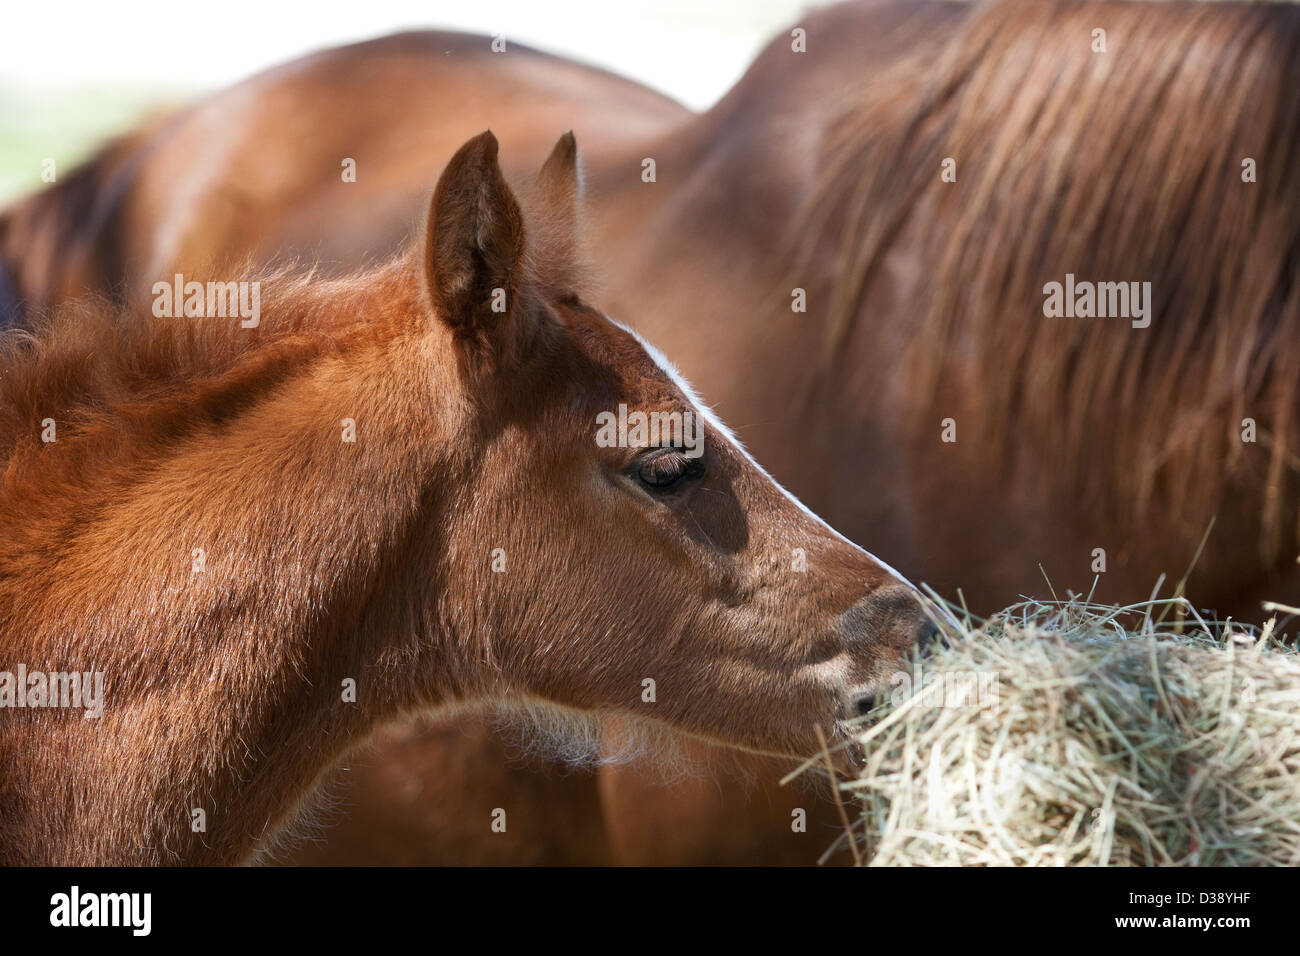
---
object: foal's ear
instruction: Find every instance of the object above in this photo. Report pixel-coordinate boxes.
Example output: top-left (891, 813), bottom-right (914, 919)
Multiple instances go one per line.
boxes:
top-left (529, 132), bottom-right (584, 296)
top-left (535, 131), bottom-right (579, 235)
top-left (425, 131), bottom-right (526, 350)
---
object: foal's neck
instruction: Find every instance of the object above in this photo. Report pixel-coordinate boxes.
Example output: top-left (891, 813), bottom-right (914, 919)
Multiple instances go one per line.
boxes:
top-left (0, 279), bottom-right (457, 864)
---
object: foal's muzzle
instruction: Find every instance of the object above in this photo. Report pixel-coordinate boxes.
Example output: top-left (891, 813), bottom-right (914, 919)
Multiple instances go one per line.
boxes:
top-left (841, 583), bottom-right (936, 661)
top-left (834, 583), bottom-right (937, 727)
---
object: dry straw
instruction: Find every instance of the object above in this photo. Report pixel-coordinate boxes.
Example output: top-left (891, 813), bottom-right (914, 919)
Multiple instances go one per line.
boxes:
top-left (793, 594), bottom-right (1300, 866)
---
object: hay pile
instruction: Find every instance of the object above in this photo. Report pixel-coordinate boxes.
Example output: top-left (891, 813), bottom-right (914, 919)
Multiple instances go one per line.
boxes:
top-left (804, 597), bottom-right (1300, 866)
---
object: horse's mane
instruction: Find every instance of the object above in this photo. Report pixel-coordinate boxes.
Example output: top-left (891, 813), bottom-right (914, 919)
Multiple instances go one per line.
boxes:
top-left (0, 258), bottom-right (416, 561)
top-left (798, 0), bottom-right (1300, 559)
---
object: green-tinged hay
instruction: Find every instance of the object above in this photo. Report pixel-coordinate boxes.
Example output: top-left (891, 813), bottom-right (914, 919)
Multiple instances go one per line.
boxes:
top-left (815, 598), bottom-right (1300, 866)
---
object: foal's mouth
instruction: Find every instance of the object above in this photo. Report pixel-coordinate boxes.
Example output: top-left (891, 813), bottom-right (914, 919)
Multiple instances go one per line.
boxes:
top-left (813, 714), bottom-right (868, 772)
top-left (840, 606), bottom-right (949, 719)
top-left (812, 687), bottom-right (882, 771)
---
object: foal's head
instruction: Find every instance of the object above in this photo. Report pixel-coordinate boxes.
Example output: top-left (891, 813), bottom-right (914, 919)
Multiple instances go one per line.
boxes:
top-left (409, 131), bottom-right (933, 761)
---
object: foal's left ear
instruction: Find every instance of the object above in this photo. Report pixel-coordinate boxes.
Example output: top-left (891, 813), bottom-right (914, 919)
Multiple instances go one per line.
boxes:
top-left (534, 132), bottom-right (580, 236)
top-left (425, 130), bottom-right (526, 352)
top-left (528, 131), bottom-right (584, 297)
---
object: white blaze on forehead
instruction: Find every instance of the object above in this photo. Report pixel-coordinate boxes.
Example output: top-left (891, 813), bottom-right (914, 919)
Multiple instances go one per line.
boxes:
top-left (606, 317), bottom-right (917, 593)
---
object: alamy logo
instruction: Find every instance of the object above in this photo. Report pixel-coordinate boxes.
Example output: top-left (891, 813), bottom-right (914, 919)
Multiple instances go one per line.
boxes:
top-left (889, 666), bottom-right (1000, 709)
top-left (50, 886), bottom-right (150, 936)
top-left (1042, 273), bottom-right (1152, 328)
top-left (152, 274), bottom-right (260, 327)
top-left (0, 666), bottom-right (104, 718)
top-left (595, 404), bottom-right (703, 458)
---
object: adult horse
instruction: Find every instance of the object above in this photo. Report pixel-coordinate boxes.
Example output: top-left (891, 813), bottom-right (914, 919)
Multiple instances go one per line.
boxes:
top-left (4, 0), bottom-right (1297, 863)
top-left (0, 129), bottom-right (935, 864)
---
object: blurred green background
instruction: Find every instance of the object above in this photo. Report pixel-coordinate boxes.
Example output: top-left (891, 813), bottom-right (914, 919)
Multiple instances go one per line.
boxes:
top-left (0, 86), bottom-right (190, 202)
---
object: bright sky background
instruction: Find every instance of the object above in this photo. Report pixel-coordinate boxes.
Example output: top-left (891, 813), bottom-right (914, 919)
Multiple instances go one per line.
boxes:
top-left (0, 0), bottom-right (822, 110)
top-left (0, 0), bottom-right (830, 198)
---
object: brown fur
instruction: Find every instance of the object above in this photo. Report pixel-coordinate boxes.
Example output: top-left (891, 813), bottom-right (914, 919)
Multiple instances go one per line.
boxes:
top-left (7, 0), bottom-right (1295, 866)
top-left (799, 0), bottom-right (1300, 564)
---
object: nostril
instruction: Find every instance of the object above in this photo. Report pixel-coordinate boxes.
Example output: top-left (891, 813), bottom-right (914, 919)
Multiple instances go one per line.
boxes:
top-left (852, 692), bottom-right (876, 717)
top-left (842, 584), bottom-right (936, 654)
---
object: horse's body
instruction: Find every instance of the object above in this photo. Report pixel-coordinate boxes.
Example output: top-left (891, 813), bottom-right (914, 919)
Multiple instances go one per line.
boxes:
top-left (4, 0), bottom-right (1297, 864)
top-left (0, 30), bottom-right (687, 327)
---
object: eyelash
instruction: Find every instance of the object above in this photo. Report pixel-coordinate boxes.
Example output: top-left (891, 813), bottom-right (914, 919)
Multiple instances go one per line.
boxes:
top-left (632, 449), bottom-right (705, 493)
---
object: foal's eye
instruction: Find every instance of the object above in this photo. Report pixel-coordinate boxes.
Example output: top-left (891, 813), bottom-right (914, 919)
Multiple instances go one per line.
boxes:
top-left (633, 449), bottom-right (705, 493)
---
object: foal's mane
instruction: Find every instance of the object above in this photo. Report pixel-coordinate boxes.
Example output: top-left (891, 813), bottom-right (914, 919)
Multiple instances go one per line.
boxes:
top-left (798, 0), bottom-right (1300, 557)
top-left (0, 257), bottom-right (416, 549)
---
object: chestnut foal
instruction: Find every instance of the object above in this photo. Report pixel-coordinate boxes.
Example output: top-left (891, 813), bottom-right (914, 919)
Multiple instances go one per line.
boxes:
top-left (0, 132), bottom-right (931, 865)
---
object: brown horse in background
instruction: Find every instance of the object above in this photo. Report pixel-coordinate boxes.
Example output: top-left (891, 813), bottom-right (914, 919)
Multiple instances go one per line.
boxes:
top-left (4, 0), bottom-right (1298, 864)
top-left (0, 31), bottom-right (686, 328)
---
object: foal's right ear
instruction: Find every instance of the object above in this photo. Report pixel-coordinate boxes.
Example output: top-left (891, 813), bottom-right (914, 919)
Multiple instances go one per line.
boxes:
top-left (424, 131), bottom-right (527, 356)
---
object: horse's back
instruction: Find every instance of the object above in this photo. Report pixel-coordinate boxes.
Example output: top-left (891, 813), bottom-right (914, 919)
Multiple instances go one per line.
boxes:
top-left (0, 29), bottom-right (691, 323)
